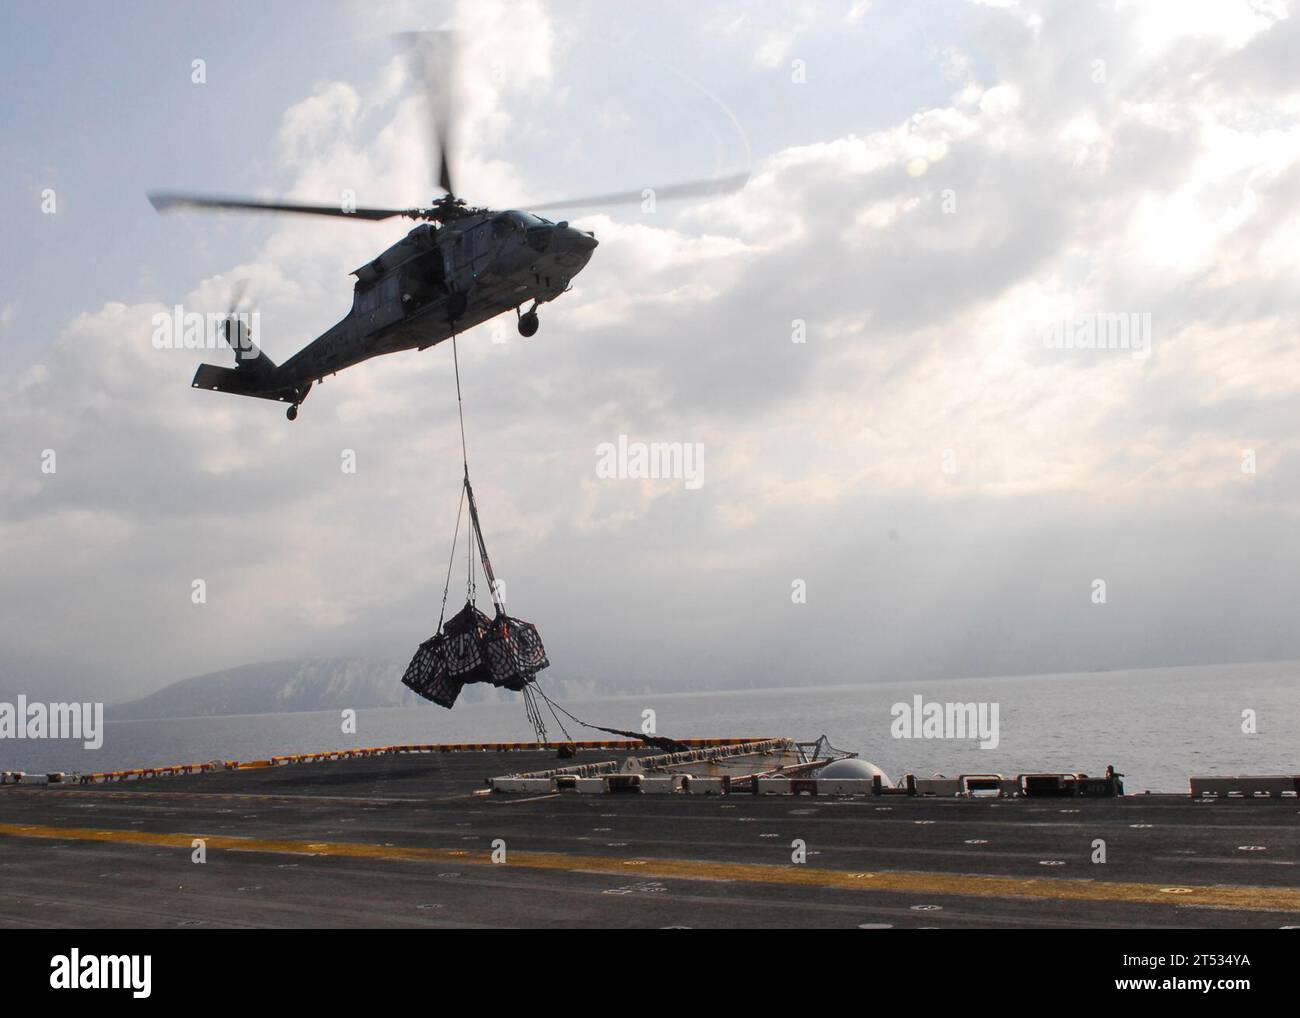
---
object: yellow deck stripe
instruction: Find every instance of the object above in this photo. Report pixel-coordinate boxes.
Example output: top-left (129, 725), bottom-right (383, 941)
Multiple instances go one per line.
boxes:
top-left (1, 822), bottom-right (1296, 912)
top-left (0, 788), bottom-right (450, 805)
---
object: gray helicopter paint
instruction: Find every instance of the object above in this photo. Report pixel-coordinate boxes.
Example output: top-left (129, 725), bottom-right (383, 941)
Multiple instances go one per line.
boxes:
top-left (282, 214), bottom-right (596, 377)
top-left (190, 212), bottom-right (596, 414)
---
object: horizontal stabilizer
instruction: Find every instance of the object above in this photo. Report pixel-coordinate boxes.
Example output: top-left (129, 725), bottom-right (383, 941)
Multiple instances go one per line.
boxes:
top-left (192, 363), bottom-right (300, 404)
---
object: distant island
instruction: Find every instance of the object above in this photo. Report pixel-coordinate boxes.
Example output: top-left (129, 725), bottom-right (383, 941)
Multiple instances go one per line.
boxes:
top-left (114, 659), bottom-right (421, 719)
top-left (113, 658), bottom-right (607, 719)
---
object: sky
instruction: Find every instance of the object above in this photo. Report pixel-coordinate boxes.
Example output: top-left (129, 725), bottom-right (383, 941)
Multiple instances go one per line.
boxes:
top-left (3, 0), bottom-right (1300, 701)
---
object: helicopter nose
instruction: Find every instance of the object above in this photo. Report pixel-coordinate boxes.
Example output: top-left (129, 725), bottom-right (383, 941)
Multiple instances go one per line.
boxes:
top-left (558, 225), bottom-right (597, 252)
top-left (551, 225), bottom-right (598, 267)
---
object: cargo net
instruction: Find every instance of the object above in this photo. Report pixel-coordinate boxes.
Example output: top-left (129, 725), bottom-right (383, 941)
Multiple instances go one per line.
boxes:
top-left (406, 338), bottom-right (557, 735)
top-left (405, 337), bottom-right (687, 747)
top-left (402, 600), bottom-right (550, 709)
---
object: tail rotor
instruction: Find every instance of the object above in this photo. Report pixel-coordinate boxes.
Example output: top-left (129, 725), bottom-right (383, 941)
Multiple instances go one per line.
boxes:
top-left (221, 278), bottom-right (270, 370)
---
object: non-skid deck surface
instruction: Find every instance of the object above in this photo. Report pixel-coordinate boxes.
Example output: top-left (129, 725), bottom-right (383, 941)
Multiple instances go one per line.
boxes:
top-left (0, 750), bottom-right (1297, 928)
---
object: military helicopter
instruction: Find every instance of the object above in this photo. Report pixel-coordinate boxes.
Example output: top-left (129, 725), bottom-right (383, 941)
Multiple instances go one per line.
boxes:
top-left (149, 33), bottom-right (747, 421)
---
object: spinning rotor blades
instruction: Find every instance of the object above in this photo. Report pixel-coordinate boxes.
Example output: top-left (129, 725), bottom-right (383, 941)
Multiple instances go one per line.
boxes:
top-left (148, 31), bottom-right (747, 224)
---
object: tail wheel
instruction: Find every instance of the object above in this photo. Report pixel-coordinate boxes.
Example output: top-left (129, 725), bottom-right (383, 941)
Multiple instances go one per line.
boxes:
top-left (286, 405), bottom-right (299, 421)
top-left (518, 311), bottom-right (539, 337)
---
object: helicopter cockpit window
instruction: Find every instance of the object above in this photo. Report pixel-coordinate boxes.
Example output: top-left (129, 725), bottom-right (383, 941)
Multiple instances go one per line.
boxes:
top-left (500, 211), bottom-right (552, 230)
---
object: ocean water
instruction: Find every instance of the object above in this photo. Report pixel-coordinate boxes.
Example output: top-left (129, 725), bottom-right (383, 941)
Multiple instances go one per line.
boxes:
top-left (3, 661), bottom-right (1297, 792)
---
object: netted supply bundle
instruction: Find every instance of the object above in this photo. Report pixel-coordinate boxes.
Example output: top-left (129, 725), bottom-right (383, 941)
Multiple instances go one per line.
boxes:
top-left (401, 601), bottom-right (550, 708)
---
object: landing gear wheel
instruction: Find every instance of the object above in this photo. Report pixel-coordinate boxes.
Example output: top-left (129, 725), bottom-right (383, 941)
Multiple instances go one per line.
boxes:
top-left (286, 405), bottom-right (299, 421)
top-left (518, 311), bottom-right (539, 337)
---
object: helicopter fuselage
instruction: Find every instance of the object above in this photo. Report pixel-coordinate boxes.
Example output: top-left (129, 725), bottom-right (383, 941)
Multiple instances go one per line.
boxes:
top-left (191, 209), bottom-right (597, 418)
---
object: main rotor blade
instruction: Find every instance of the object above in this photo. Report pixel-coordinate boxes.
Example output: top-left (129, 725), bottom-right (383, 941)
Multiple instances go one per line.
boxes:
top-left (149, 192), bottom-right (411, 221)
top-left (398, 30), bottom-right (459, 199)
top-left (523, 171), bottom-right (750, 213)
top-left (438, 147), bottom-right (454, 198)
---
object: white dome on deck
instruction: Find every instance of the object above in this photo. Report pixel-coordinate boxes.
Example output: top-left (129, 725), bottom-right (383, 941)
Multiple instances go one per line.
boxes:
top-left (817, 758), bottom-right (891, 785)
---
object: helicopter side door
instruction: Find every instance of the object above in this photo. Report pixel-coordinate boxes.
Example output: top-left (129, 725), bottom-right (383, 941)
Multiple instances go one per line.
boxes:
top-left (353, 272), bottom-right (404, 332)
top-left (448, 221), bottom-right (494, 292)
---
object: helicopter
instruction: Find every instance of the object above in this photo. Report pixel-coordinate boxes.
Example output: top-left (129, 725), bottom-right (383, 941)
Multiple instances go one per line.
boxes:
top-left (149, 33), bottom-right (747, 421)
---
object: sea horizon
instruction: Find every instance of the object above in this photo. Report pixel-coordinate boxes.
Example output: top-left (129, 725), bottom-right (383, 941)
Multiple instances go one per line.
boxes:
top-left (4, 659), bottom-right (1296, 793)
